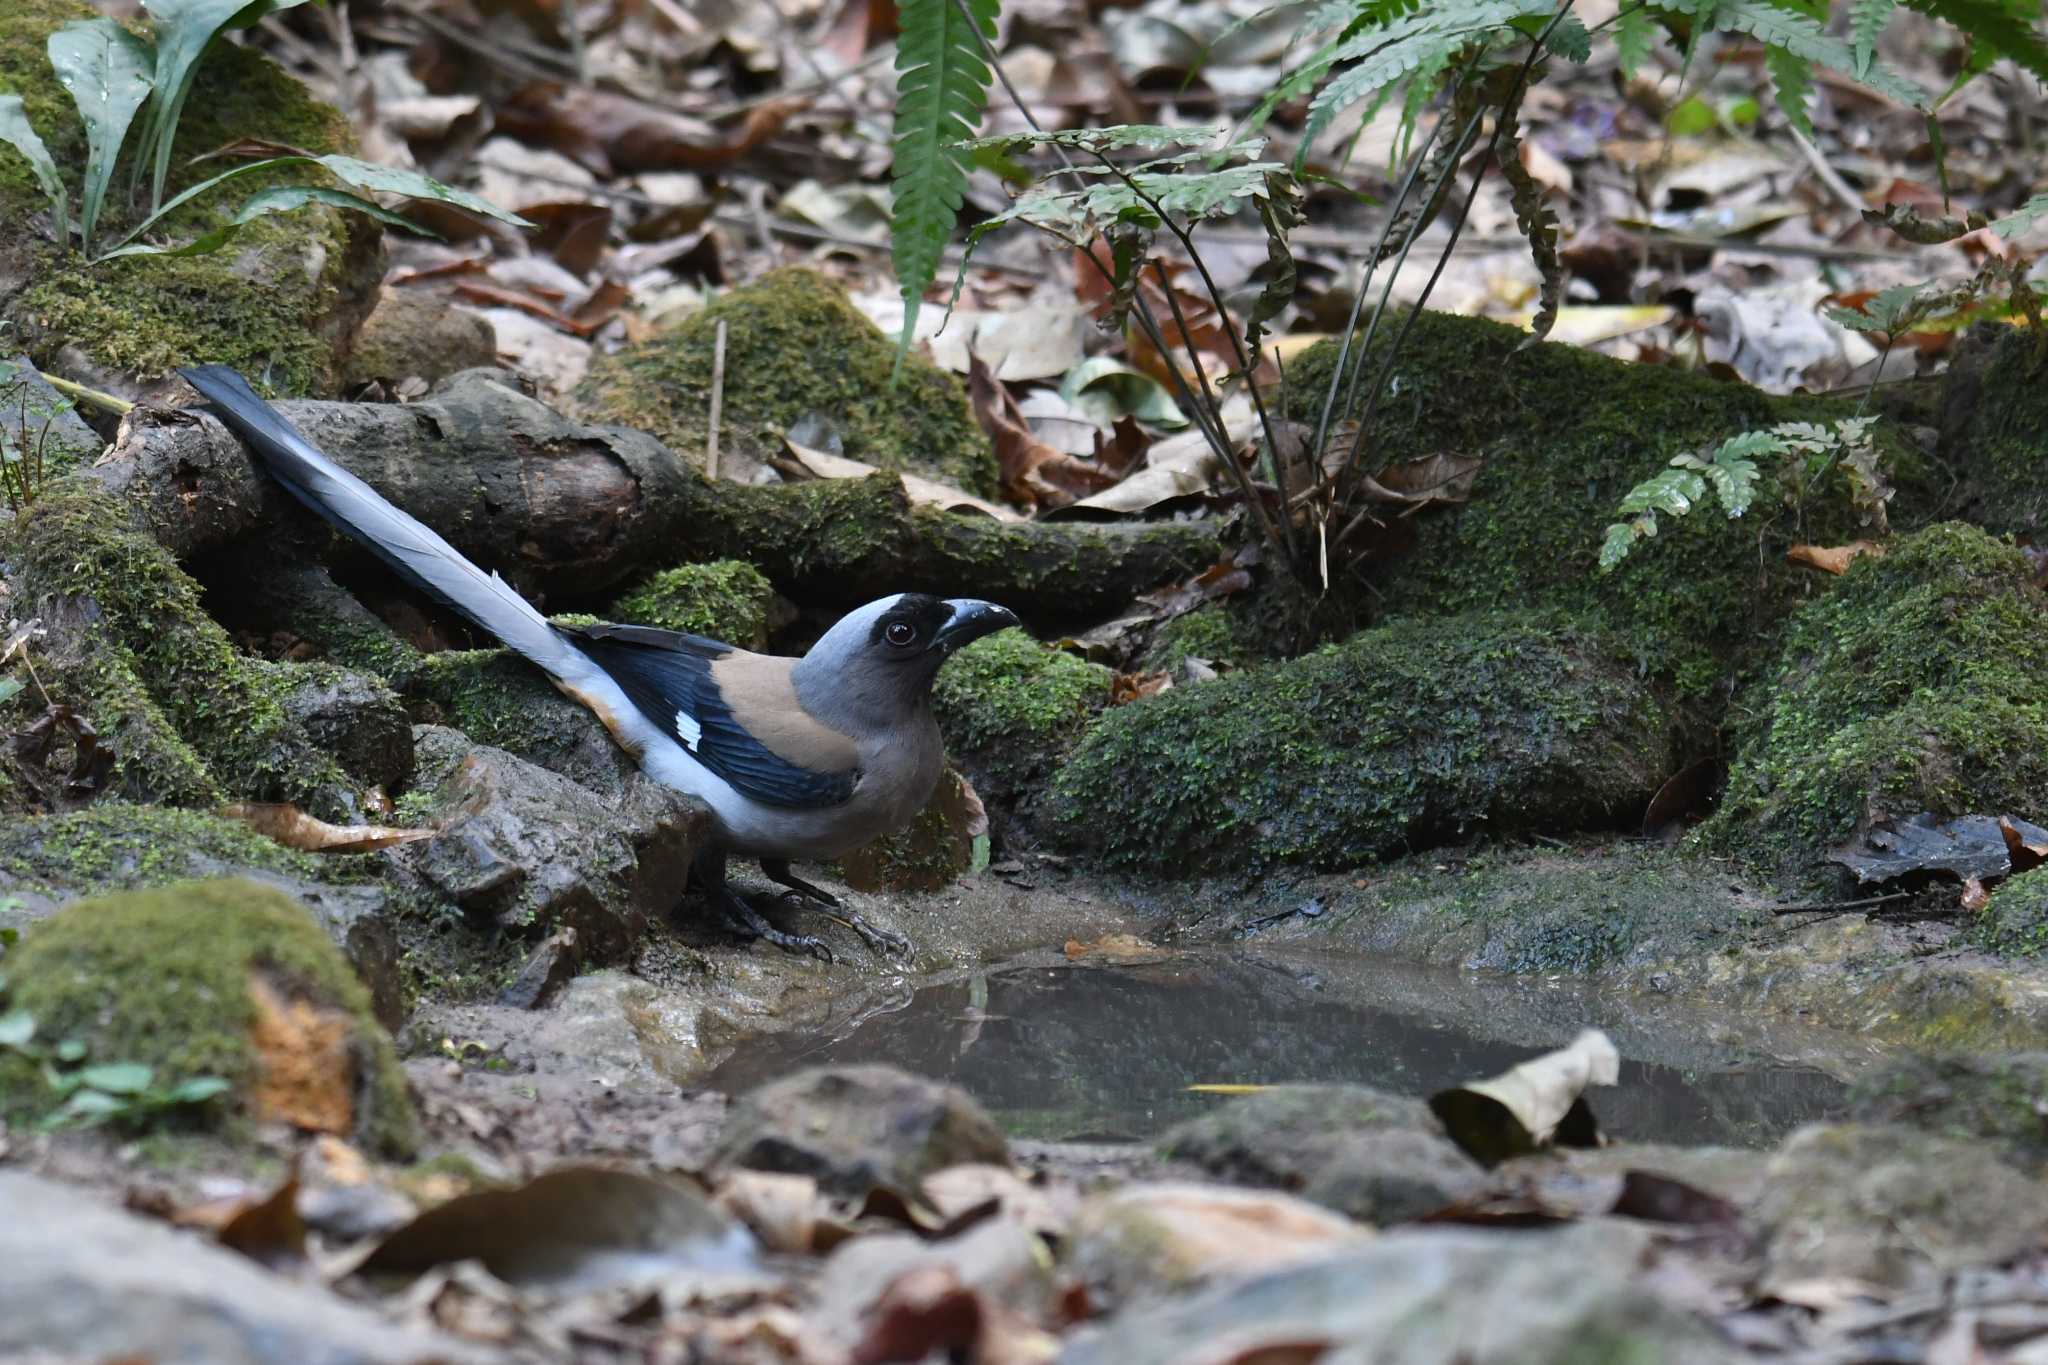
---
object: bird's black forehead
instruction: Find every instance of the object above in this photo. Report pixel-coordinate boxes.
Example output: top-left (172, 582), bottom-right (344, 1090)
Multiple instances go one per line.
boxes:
top-left (869, 593), bottom-right (950, 643)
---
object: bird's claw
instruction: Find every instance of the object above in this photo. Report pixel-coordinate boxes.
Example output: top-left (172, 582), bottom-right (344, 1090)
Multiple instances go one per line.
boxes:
top-left (846, 913), bottom-right (914, 960)
top-left (765, 930), bottom-right (836, 964)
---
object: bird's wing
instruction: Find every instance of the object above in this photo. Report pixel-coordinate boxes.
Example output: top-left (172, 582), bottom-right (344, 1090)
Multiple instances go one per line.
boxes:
top-left (562, 623), bottom-right (860, 810)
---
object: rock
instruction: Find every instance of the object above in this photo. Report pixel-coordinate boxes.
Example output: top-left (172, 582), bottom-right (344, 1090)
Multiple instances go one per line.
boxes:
top-left (1978, 867), bottom-right (2048, 959)
top-left (1057, 1221), bottom-right (1741, 1365)
top-left (1704, 524), bottom-right (2048, 876)
top-left (0, 805), bottom-right (406, 1031)
top-left (498, 927), bottom-right (583, 1009)
top-left (1053, 613), bottom-right (1673, 873)
top-left (1847, 1052), bottom-right (2048, 1172)
top-left (279, 663), bottom-right (415, 790)
top-left (2, 1), bottom-right (383, 398)
top-left (609, 560), bottom-right (779, 650)
top-left (0, 353), bottom-right (103, 469)
top-left (0, 1172), bottom-right (473, 1364)
top-left (1752, 1123), bottom-right (2048, 1290)
top-left (392, 728), bottom-right (700, 959)
top-left (1066, 1182), bottom-right (1369, 1307)
top-left (1158, 1085), bottom-right (1488, 1225)
top-left (208, 558), bottom-right (427, 690)
top-left (931, 628), bottom-right (1112, 839)
top-left (0, 878), bottom-right (416, 1152)
top-left (1938, 322), bottom-right (2048, 537)
top-left (342, 290), bottom-right (498, 389)
top-left (408, 651), bottom-right (636, 797)
top-left (574, 267), bottom-right (998, 495)
top-left (711, 1065), bottom-right (1010, 1201)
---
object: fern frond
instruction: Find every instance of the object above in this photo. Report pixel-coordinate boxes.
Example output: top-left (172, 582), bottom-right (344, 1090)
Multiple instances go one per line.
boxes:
top-left (965, 126), bottom-right (1228, 156)
top-left (1763, 44), bottom-right (1816, 135)
top-left (1992, 193), bottom-right (2048, 240)
top-left (1614, 5), bottom-right (1657, 75)
top-left (1619, 466), bottom-right (1708, 518)
top-left (890, 0), bottom-right (999, 357)
top-left (1906, 0), bottom-right (2048, 84)
top-left (1851, 0), bottom-right (1898, 74)
top-left (1539, 14), bottom-right (1594, 60)
top-left (1705, 0), bottom-right (1928, 107)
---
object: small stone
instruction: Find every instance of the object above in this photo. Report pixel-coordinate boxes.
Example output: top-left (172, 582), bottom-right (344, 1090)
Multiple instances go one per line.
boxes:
top-left (711, 1065), bottom-right (1009, 1202)
top-left (342, 290), bottom-right (498, 390)
top-left (498, 927), bottom-right (582, 1009)
top-left (1066, 1182), bottom-right (1370, 1307)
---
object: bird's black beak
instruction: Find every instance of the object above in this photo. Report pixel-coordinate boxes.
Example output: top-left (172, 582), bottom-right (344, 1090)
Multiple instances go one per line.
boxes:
top-left (931, 599), bottom-right (1019, 655)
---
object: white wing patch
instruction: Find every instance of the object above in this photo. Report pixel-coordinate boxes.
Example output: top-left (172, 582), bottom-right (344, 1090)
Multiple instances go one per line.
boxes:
top-left (674, 708), bottom-right (702, 751)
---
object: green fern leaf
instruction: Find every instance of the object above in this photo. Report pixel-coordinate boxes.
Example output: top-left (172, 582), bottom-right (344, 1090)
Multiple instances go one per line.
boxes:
top-left (1598, 516), bottom-right (1657, 571)
top-left (1906, 0), bottom-right (2048, 84)
top-left (1539, 14), bottom-right (1594, 60)
top-left (1708, 0), bottom-right (1928, 106)
top-left (890, 0), bottom-right (999, 360)
top-left (1618, 465), bottom-right (1708, 517)
top-left (1614, 5), bottom-right (1658, 75)
top-left (1992, 192), bottom-right (2048, 239)
top-left (1763, 43), bottom-right (1815, 136)
top-left (1850, 0), bottom-right (1898, 74)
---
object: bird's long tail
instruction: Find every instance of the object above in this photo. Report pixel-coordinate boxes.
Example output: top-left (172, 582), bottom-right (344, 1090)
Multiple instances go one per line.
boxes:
top-left (178, 365), bottom-right (585, 682)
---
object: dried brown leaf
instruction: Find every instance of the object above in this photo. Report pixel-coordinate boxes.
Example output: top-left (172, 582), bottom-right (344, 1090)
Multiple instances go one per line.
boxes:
top-left (2001, 816), bottom-right (2048, 874)
top-left (521, 201), bottom-right (614, 275)
top-left (497, 84), bottom-right (810, 177)
top-left (967, 353), bottom-right (1121, 511)
top-left (220, 802), bottom-right (434, 854)
top-left (1786, 540), bottom-right (1886, 575)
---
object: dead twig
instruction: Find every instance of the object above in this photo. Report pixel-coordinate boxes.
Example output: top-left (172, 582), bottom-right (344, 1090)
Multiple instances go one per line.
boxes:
top-left (706, 319), bottom-right (727, 481)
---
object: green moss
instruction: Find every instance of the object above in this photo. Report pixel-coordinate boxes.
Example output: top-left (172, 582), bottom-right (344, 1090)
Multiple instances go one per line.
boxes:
top-left (1848, 1052), bottom-right (2048, 1170)
top-left (9, 483), bottom-right (352, 810)
top-left (408, 648), bottom-right (592, 764)
top-left (611, 560), bottom-right (776, 649)
top-left (1143, 605), bottom-right (1261, 674)
top-left (932, 629), bottom-right (1112, 802)
top-left (1701, 524), bottom-right (2048, 875)
top-left (0, 0), bottom-right (380, 394)
top-left (1948, 327), bottom-right (2048, 537)
top-left (1325, 844), bottom-right (1756, 974)
top-left (574, 269), bottom-right (998, 496)
top-left (1978, 868), bottom-right (2048, 959)
top-left (1284, 312), bottom-right (1932, 721)
top-left (0, 878), bottom-right (415, 1151)
top-left (1051, 612), bottom-right (1669, 875)
top-left (0, 804), bottom-right (319, 897)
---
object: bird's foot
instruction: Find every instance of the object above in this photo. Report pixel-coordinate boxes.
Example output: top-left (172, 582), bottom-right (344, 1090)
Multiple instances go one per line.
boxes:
top-left (710, 886), bottom-right (835, 963)
top-left (807, 901), bottom-right (912, 959)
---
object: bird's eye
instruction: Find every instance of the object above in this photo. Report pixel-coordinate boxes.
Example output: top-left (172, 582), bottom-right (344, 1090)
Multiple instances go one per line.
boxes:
top-left (885, 621), bottom-right (918, 647)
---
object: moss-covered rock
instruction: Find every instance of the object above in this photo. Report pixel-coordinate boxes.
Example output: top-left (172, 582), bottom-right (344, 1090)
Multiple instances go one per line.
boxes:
top-left (1848, 1052), bottom-right (2048, 1172)
top-left (838, 767), bottom-right (981, 893)
top-left (9, 482), bottom-right (358, 813)
top-left (0, 0), bottom-right (383, 395)
top-left (1142, 605), bottom-right (1261, 675)
top-left (933, 628), bottom-right (1112, 825)
top-left (1701, 524), bottom-right (2048, 877)
top-left (573, 269), bottom-right (998, 496)
top-left (1940, 324), bottom-right (2048, 537)
top-left (406, 648), bottom-right (630, 796)
top-left (1978, 867), bottom-right (2048, 958)
top-left (0, 804), bottom-right (318, 898)
top-left (0, 878), bottom-right (415, 1151)
top-left (1284, 311), bottom-right (1929, 718)
top-left (1051, 613), bottom-right (1671, 874)
top-left (610, 560), bottom-right (776, 649)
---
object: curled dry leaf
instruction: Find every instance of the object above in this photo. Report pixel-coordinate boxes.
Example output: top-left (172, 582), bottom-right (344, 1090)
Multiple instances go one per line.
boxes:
top-left (1787, 540), bottom-right (1887, 575)
top-left (850, 1265), bottom-right (1059, 1365)
top-left (776, 439), bottom-right (1021, 521)
top-left (496, 84), bottom-right (810, 177)
top-left (1109, 670), bottom-right (1172, 703)
top-left (220, 802), bottom-right (435, 854)
top-left (2001, 816), bottom-right (2048, 875)
top-left (360, 1166), bottom-right (755, 1291)
top-left (1355, 451), bottom-right (1485, 512)
top-left (712, 1169), bottom-right (830, 1254)
top-left (1961, 876), bottom-right (1991, 912)
top-left (968, 354), bottom-right (1123, 512)
top-left (1428, 1029), bottom-right (1619, 1167)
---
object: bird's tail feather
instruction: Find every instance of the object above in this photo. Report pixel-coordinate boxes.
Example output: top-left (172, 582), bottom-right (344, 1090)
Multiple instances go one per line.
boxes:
top-left (178, 365), bottom-right (583, 682)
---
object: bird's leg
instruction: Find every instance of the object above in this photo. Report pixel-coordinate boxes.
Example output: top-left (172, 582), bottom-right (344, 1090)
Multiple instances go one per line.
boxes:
top-left (759, 858), bottom-right (840, 907)
top-left (760, 858), bottom-right (913, 960)
top-left (690, 846), bottom-right (834, 963)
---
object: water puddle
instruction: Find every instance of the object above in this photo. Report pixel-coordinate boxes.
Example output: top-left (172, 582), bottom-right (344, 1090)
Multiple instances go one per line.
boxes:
top-left (706, 951), bottom-right (1850, 1146)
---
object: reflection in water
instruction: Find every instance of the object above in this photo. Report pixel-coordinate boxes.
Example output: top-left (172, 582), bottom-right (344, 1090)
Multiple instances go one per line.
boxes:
top-left (706, 956), bottom-right (1847, 1145)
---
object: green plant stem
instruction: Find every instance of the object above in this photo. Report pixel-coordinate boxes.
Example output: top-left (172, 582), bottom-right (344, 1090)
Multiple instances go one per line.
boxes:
top-left (36, 372), bottom-right (132, 415)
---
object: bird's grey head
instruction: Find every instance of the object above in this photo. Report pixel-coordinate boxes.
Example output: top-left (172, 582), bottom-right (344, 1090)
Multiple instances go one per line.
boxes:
top-left (791, 593), bottom-right (1019, 734)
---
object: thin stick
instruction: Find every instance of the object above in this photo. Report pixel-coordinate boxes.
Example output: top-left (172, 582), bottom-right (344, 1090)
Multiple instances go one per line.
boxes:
top-left (1769, 891), bottom-right (1912, 915)
top-left (1786, 124), bottom-right (1867, 219)
top-left (706, 319), bottom-right (728, 481)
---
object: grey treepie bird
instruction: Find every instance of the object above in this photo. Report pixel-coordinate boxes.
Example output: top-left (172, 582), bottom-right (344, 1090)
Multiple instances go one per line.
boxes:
top-left (178, 365), bottom-right (1018, 961)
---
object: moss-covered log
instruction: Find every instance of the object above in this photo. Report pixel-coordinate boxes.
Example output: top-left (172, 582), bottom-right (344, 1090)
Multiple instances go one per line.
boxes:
top-left (98, 370), bottom-right (1222, 620)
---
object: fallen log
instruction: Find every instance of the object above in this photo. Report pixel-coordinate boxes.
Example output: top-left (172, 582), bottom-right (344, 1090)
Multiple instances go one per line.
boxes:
top-left (93, 369), bottom-right (1224, 622)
